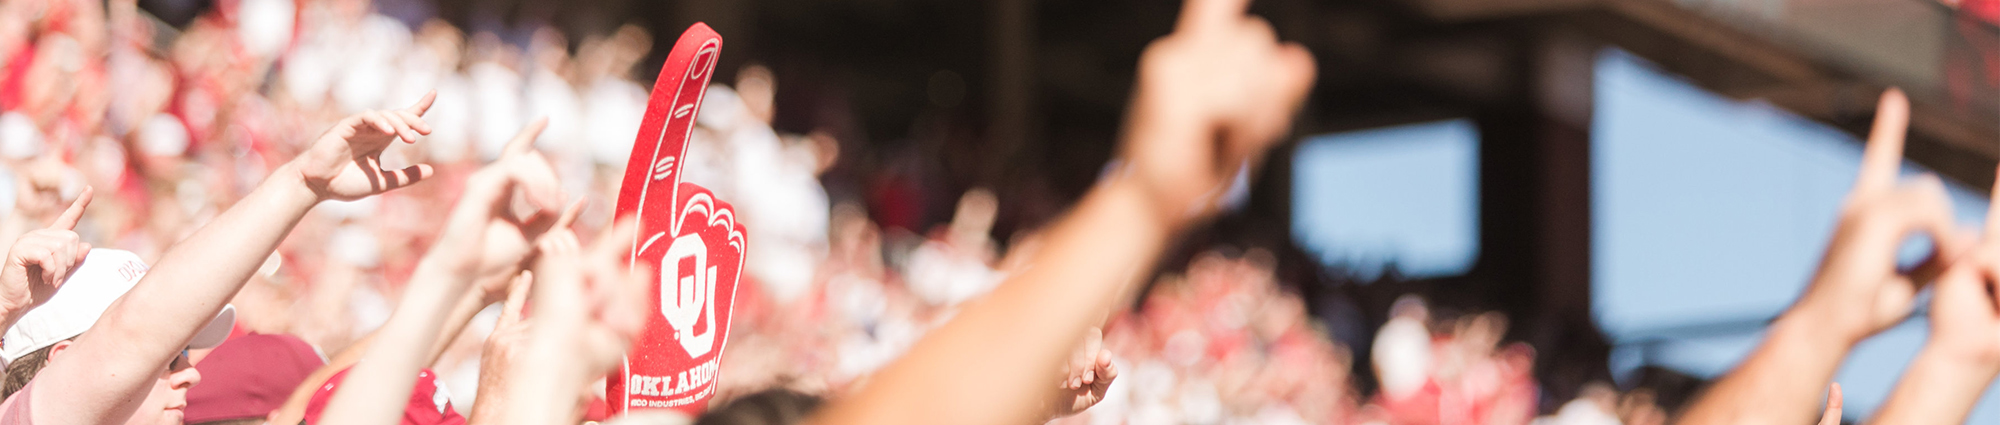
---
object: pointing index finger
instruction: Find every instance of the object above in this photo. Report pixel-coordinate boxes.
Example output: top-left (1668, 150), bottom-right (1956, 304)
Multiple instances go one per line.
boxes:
top-left (1817, 382), bottom-right (1842, 425)
top-left (503, 118), bottom-right (550, 158)
top-left (498, 272), bottom-right (532, 326)
top-left (1176, 0), bottom-right (1252, 34)
top-left (1856, 88), bottom-right (1910, 193)
top-left (48, 186), bottom-right (93, 230)
top-left (404, 90), bottom-right (438, 117)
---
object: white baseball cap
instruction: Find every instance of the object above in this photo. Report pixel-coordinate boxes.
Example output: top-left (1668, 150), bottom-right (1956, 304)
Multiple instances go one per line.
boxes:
top-left (1, 249), bottom-right (235, 362)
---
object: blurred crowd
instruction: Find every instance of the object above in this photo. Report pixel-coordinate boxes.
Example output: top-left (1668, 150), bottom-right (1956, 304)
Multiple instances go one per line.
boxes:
top-left (0, 0), bottom-right (1413, 422)
top-left (0, 0), bottom-right (812, 413)
top-left (0, 0), bottom-right (1924, 423)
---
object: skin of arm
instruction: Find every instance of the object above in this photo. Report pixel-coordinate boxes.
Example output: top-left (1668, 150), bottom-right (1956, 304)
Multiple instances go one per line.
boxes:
top-left (1676, 89), bottom-right (1971, 425)
top-left (315, 120), bottom-right (566, 425)
top-left (808, 0), bottom-right (1314, 424)
top-left (813, 180), bottom-right (1168, 425)
top-left (1872, 335), bottom-right (1998, 424)
top-left (1870, 166), bottom-right (2000, 425)
top-left (268, 239), bottom-right (563, 425)
top-left (29, 94), bottom-right (439, 425)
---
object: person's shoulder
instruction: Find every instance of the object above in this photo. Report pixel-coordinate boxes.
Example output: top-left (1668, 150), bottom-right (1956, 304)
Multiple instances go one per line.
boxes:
top-left (0, 381), bottom-right (33, 425)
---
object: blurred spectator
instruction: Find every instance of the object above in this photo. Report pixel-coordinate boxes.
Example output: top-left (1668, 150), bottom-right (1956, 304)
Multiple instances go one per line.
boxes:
top-left (0, 0), bottom-right (1543, 421)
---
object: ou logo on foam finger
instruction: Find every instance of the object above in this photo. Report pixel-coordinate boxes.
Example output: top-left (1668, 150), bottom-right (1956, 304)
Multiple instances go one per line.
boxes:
top-left (661, 233), bottom-right (717, 357)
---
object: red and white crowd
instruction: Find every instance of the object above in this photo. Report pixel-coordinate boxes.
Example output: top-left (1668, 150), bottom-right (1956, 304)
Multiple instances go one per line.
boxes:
top-left (3, 0), bottom-right (1989, 424)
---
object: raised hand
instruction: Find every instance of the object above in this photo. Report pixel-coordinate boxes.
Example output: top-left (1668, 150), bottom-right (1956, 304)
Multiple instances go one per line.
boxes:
top-left (1791, 89), bottom-right (1968, 345)
top-left (1119, 0), bottom-right (1315, 224)
top-left (496, 220), bottom-right (646, 425)
top-left (1049, 327), bottom-right (1117, 419)
top-left (1916, 157), bottom-right (2000, 372)
top-left (0, 186), bottom-right (91, 325)
top-left (9, 157), bottom-right (77, 227)
top-left (294, 92), bottom-right (438, 201)
top-left (812, 3), bottom-right (1309, 424)
top-left (526, 220), bottom-right (648, 372)
top-left (471, 273), bottom-right (533, 423)
top-left (1868, 163), bottom-right (2000, 425)
top-left (1679, 89), bottom-right (1969, 425)
top-left (462, 119), bottom-right (584, 302)
top-left (432, 118), bottom-right (567, 278)
top-left (1922, 218), bottom-right (2000, 372)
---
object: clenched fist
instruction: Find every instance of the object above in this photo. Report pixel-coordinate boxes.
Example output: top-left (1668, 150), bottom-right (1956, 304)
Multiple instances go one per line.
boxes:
top-left (1119, 0), bottom-right (1315, 226)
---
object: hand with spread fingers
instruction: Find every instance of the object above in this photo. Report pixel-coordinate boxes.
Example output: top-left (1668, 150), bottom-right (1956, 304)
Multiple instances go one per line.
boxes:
top-left (318, 118), bottom-right (571, 425)
top-left (293, 91), bottom-right (439, 201)
top-left (459, 119), bottom-right (584, 303)
top-left (437, 119), bottom-right (569, 278)
top-left (0, 186), bottom-right (91, 328)
top-left (1681, 89), bottom-right (1966, 425)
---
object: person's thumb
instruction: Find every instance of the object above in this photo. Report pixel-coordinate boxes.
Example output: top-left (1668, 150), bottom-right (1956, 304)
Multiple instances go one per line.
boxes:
top-left (1818, 382), bottom-right (1843, 425)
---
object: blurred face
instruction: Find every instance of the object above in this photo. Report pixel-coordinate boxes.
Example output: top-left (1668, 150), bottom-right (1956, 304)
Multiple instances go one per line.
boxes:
top-left (123, 351), bottom-right (200, 425)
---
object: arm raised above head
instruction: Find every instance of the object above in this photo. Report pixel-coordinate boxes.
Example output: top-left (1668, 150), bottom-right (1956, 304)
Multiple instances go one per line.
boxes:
top-left (28, 93), bottom-right (438, 425)
top-left (1678, 89), bottom-right (1975, 425)
top-left (1871, 163), bottom-right (2000, 425)
top-left (810, 1), bottom-right (1314, 423)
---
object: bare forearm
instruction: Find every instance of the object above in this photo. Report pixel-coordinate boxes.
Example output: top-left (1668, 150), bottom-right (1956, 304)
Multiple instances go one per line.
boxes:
top-left (1678, 311), bottom-right (1854, 425)
top-left (104, 164), bottom-right (316, 350)
top-left (34, 164), bottom-right (318, 423)
top-left (318, 252), bottom-right (477, 425)
top-left (430, 286), bottom-right (496, 364)
top-left (497, 334), bottom-right (595, 425)
top-left (813, 179), bottom-right (1173, 425)
top-left (1872, 346), bottom-right (1998, 425)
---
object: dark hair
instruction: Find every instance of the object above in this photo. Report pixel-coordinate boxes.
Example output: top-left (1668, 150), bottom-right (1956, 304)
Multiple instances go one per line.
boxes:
top-left (3, 343), bottom-right (59, 401)
top-left (693, 389), bottom-right (824, 425)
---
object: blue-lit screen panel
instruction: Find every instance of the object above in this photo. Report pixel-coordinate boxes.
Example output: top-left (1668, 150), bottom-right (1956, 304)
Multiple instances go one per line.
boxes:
top-left (1292, 119), bottom-right (1480, 279)
top-left (1592, 48), bottom-right (1995, 420)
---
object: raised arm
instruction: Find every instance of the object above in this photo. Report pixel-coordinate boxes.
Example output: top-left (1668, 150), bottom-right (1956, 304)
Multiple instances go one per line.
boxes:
top-left (1870, 165), bottom-right (2000, 425)
top-left (30, 93), bottom-right (438, 425)
top-left (317, 120), bottom-right (568, 425)
top-left (808, 1), bottom-right (1314, 423)
top-left (1677, 89), bottom-right (1971, 425)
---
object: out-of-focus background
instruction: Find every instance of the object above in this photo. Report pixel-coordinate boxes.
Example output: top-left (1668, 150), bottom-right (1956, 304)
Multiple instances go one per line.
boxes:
top-left (0, 0), bottom-right (1994, 423)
